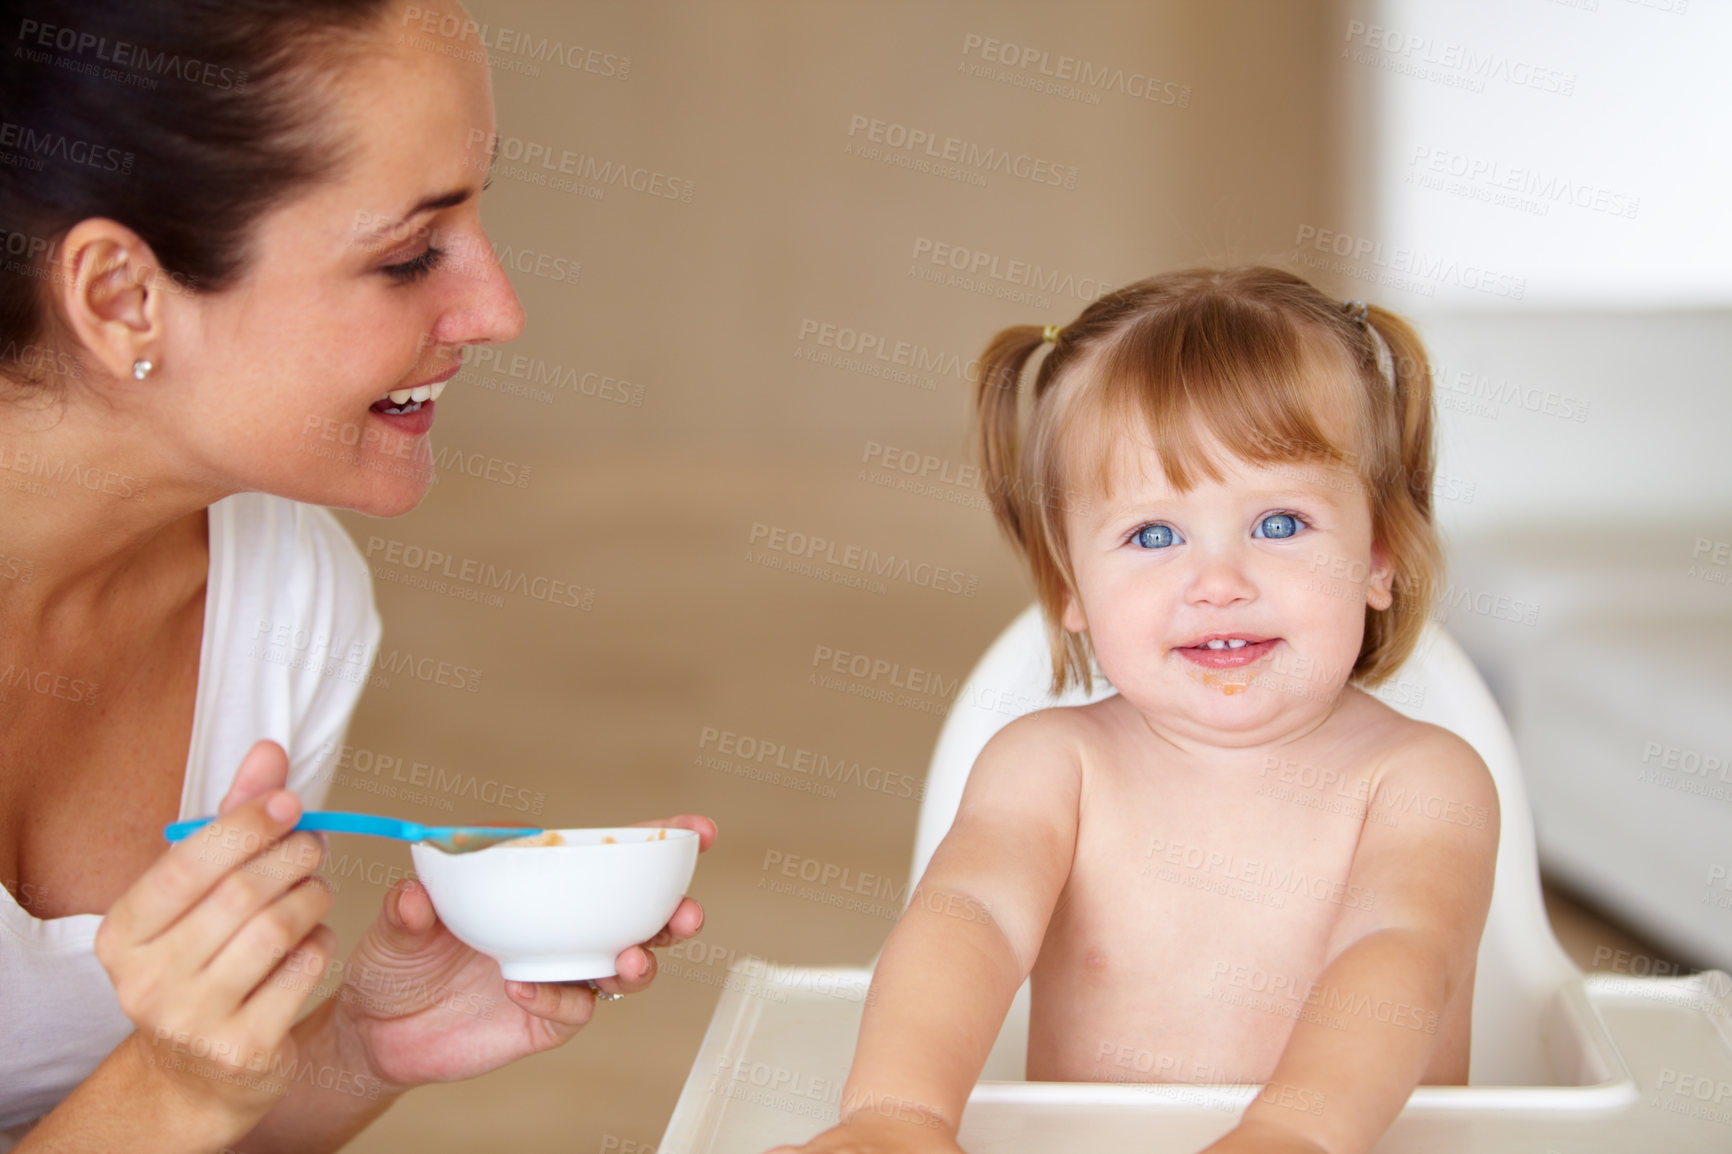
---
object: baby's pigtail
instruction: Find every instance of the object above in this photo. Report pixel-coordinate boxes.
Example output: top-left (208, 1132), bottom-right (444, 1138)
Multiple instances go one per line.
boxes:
top-left (1360, 305), bottom-right (1445, 680)
top-left (974, 325), bottom-right (1050, 555)
top-left (1365, 306), bottom-right (1436, 519)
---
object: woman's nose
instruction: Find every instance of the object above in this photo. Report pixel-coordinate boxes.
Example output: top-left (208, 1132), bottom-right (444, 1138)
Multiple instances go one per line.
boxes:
top-left (431, 229), bottom-right (527, 347)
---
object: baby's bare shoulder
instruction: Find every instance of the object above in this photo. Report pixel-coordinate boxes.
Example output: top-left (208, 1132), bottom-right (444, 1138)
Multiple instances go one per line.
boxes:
top-left (959, 705), bottom-right (1101, 811)
top-left (1323, 695), bottom-right (1500, 960)
top-left (1346, 691), bottom-right (1498, 809)
top-left (976, 702), bottom-right (1098, 760)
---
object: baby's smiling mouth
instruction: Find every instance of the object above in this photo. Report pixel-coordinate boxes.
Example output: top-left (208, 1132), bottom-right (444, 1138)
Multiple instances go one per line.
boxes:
top-left (1174, 633), bottom-right (1279, 670)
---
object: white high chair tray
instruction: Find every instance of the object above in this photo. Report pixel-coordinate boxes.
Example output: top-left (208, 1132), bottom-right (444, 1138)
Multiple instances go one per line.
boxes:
top-left (662, 962), bottom-right (1732, 1153)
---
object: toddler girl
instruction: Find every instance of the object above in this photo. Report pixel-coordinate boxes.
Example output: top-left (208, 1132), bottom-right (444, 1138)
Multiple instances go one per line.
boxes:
top-left (774, 266), bottom-right (1499, 1154)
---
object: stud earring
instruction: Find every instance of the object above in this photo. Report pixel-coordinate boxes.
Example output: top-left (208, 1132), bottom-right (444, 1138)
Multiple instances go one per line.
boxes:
top-left (132, 359), bottom-right (154, 380)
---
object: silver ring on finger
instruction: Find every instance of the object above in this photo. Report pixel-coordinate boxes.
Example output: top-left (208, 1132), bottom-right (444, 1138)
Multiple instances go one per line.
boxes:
top-left (585, 979), bottom-right (624, 1002)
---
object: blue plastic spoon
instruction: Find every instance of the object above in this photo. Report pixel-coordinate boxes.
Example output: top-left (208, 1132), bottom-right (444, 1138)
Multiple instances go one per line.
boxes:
top-left (163, 811), bottom-right (545, 854)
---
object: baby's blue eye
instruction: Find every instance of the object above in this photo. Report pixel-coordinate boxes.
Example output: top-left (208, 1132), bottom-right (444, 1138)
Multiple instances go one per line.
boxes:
top-left (1134, 524), bottom-right (1179, 549)
top-left (1254, 513), bottom-right (1302, 540)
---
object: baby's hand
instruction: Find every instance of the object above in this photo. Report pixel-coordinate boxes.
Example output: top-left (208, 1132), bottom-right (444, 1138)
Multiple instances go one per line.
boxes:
top-left (765, 1114), bottom-right (966, 1154)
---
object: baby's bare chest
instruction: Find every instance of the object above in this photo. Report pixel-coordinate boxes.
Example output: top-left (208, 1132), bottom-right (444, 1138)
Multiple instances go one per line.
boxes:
top-left (1027, 765), bottom-right (1375, 1082)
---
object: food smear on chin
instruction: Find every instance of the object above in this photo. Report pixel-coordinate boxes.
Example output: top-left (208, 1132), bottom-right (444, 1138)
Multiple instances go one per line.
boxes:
top-left (1189, 667), bottom-right (1254, 695)
top-left (1173, 657), bottom-right (1257, 696)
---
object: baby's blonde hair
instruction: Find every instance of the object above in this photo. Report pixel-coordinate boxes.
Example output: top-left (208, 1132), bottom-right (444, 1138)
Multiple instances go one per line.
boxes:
top-left (973, 265), bottom-right (1443, 696)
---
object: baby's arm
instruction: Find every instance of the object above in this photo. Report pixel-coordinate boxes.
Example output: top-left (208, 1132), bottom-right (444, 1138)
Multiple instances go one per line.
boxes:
top-left (769, 710), bottom-right (1084, 1153)
top-left (1208, 725), bottom-right (1500, 1154)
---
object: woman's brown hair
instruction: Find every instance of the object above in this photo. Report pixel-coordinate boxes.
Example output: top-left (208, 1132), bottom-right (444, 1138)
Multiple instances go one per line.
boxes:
top-left (0, 0), bottom-right (399, 397)
top-left (975, 265), bottom-right (1442, 695)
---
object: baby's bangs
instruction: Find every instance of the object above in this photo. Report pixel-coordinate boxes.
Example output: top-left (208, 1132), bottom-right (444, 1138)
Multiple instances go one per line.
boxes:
top-left (1079, 299), bottom-right (1359, 496)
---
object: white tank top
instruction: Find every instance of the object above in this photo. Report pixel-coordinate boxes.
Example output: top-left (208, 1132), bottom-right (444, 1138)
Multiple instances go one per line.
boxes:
top-left (0, 492), bottom-right (380, 1145)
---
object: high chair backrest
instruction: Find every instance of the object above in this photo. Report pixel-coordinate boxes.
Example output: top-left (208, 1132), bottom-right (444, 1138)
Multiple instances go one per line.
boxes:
top-left (909, 607), bottom-right (1581, 1085)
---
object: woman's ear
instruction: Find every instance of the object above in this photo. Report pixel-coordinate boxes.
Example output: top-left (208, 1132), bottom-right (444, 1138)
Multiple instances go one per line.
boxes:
top-left (1365, 541), bottom-right (1395, 611)
top-left (51, 218), bottom-right (170, 383)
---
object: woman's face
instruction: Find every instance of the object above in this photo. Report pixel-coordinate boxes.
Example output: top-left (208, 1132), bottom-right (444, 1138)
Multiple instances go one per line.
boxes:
top-left (150, 1), bottom-right (523, 516)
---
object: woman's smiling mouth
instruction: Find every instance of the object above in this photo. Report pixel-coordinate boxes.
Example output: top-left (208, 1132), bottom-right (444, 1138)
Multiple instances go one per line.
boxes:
top-left (370, 378), bottom-right (449, 415)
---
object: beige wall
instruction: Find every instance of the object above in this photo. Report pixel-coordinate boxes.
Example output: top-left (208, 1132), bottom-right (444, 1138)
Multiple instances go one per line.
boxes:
top-left (327, 3), bottom-right (1355, 1150)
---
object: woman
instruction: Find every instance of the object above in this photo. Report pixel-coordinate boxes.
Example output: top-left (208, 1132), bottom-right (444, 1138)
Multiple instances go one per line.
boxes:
top-left (0, 1), bottom-right (715, 1150)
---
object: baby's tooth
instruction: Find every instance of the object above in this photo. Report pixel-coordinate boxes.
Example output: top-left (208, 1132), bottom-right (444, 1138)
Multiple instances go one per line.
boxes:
top-left (1205, 639), bottom-right (1227, 650)
top-left (387, 389), bottom-right (414, 405)
top-left (409, 384), bottom-right (432, 403)
top-left (1226, 639), bottom-right (1247, 649)
top-left (429, 380), bottom-right (447, 401)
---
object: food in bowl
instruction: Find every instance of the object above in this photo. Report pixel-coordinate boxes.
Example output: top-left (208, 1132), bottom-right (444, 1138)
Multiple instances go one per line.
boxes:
top-left (497, 830), bottom-right (567, 848)
top-left (493, 829), bottom-right (670, 848)
top-left (409, 827), bottom-right (699, 982)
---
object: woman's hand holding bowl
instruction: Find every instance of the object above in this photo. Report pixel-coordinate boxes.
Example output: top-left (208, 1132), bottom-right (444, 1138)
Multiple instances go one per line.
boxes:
top-left (331, 814), bottom-right (716, 1092)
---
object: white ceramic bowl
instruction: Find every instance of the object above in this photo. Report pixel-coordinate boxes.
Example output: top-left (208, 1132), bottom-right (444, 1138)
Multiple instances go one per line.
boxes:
top-left (409, 827), bottom-right (699, 981)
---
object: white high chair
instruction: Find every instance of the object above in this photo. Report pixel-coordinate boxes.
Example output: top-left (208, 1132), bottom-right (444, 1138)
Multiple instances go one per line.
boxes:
top-left (663, 610), bottom-right (1732, 1153)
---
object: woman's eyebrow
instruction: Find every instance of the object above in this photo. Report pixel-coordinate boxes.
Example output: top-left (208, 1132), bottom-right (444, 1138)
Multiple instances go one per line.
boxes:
top-left (355, 137), bottom-right (501, 244)
top-left (370, 188), bottom-right (472, 237)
